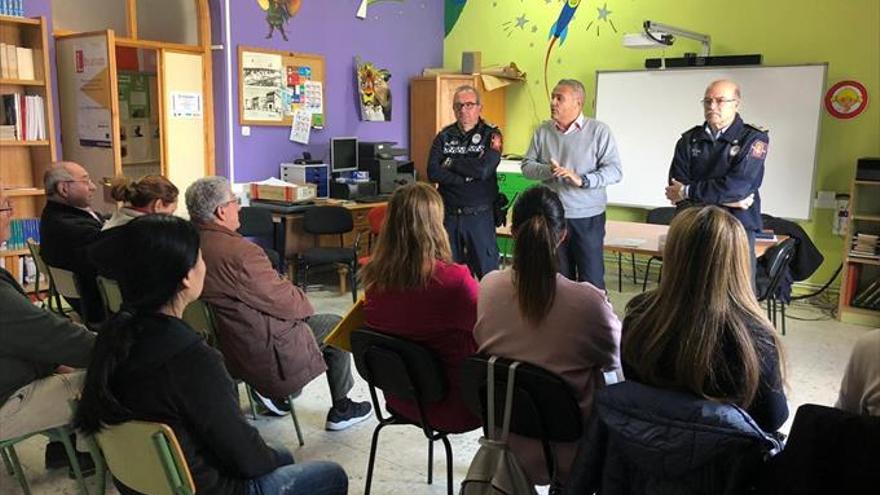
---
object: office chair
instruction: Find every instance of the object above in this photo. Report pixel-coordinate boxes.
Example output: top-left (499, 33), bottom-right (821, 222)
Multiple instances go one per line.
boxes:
top-left (757, 237), bottom-right (797, 335)
top-left (299, 206), bottom-right (361, 302)
top-left (238, 206), bottom-right (284, 275)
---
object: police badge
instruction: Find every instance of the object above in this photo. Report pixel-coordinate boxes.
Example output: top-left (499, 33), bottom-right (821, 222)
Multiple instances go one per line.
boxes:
top-left (729, 145), bottom-right (741, 157)
top-left (472, 133), bottom-right (482, 144)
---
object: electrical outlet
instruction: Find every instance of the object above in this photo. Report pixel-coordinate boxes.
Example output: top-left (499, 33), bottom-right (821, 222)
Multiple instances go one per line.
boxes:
top-left (241, 126), bottom-right (251, 137)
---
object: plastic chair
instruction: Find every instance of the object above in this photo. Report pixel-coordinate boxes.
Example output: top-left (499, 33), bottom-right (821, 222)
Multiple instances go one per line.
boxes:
top-left (351, 328), bottom-right (456, 495)
top-left (96, 276), bottom-right (124, 316)
top-left (358, 204), bottom-right (387, 267)
top-left (0, 424), bottom-right (93, 495)
top-left (460, 355), bottom-right (584, 494)
top-left (756, 237), bottom-right (797, 335)
top-left (27, 238), bottom-right (70, 314)
top-left (641, 207), bottom-right (677, 291)
top-left (299, 206), bottom-right (361, 302)
top-left (46, 265), bottom-right (86, 320)
top-left (181, 300), bottom-right (304, 446)
top-left (238, 206), bottom-right (284, 275)
top-left (94, 420), bottom-right (195, 495)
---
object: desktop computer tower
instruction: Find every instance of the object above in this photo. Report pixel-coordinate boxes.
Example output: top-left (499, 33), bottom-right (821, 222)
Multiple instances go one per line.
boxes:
top-left (358, 141), bottom-right (415, 194)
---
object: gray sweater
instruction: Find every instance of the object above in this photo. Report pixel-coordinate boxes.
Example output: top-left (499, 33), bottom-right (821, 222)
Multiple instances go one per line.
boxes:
top-left (521, 117), bottom-right (622, 218)
top-left (0, 268), bottom-right (95, 404)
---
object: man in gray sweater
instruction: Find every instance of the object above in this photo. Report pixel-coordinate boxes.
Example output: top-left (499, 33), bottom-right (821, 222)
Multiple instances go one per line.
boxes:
top-left (521, 79), bottom-right (622, 289)
top-left (0, 188), bottom-right (96, 470)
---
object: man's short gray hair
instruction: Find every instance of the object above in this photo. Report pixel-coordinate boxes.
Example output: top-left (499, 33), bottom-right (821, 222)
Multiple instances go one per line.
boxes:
top-left (555, 79), bottom-right (586, 104)
top-left (44, 164), bottom-right (74, 199)
top-left (186, 176), bottom-right (231, 223)
top-left (453, 85), bottom-right (481, 105)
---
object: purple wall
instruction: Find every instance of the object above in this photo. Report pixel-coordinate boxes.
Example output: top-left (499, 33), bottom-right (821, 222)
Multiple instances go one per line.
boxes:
top-left (26, 0), bottom-right (444, 183)
top-left (214, 0), bottom-right (444, 183)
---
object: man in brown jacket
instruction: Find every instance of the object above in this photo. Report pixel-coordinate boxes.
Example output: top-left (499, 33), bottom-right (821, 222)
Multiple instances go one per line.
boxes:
top-left (186, 177), bottom-right (371, 431)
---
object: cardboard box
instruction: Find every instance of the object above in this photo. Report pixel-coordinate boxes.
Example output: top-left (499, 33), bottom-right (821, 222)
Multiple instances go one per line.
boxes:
top-left (462, 51), bottom-right (482, 74)
top-left (249, 182), bottom-right (316, 203)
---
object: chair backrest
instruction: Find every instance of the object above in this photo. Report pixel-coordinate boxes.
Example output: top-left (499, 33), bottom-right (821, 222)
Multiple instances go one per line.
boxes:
top-left (182, 299), bottom-right (218, 347)
top-left (765, 403), bottom-right (880, 494)
top-left (96, 276), bottom-right (123, 315)
top-left (303, 206), bottom-right (354, 236)
top-left (350, 328), bottom-right (446, 405)
top-left (646, 207), bottom-right (677, 225)
top-left (95, 420), bottom-right (195, 495)
top-left (460, 355), bottom-right (583, 443)
top-left (366, 204), bottom-right (387, 235)
top-left (26, 238), bottom-right (52, 298)
top-left (238, 206), bottom-right (276, 238)
top-left (757, 237), bottom-right (797, 301)
top-left (47, 265), bottom-right (81, 300)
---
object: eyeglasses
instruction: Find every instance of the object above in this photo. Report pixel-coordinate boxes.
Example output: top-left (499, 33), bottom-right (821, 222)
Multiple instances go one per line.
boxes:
top-left (64, 178), bottom-right (94, 185)
top-left (701, 97), bottom-right (738, 107)
top-left (219, 197), bottom-right (241, 208)
top-left (453, 101), bottom-right (479, 111)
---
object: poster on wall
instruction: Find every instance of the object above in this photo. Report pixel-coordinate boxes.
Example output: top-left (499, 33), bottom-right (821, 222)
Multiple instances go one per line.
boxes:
top-left (242, 51), bottom-right (284, 121)
top-left (355, 57), bottom-right (392, 122)
top-left (74, 41), bottom-right (113, 148)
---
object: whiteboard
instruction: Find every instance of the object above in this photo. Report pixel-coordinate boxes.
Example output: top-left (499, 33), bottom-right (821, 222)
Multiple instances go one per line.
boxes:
top-left (595, 64), bottom-right (826, 219)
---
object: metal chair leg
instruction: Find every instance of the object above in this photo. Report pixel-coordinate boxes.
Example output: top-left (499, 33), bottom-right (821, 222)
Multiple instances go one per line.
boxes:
top-left (441, 435), bottom-right (454, 495)
top-left (617, 252), bottom-right (623, 292)
top-left (1, 447), bottom-right (13, 475)
top-left (243, 383), bottom-right (258, 420)
top-left (630, 253), bottom-right (638, 284)
top-left (364, 421), bottom-right (390, 495)
top-left (56, 426), bottom-right (91, 495)
top-left (5, 446), bottom-right (31, 495)
top-left (350, 262), bottom-right (358, 303)
top-left (427, 437), bottom-right (434, 484)
top-left (781, 301), bottom-right (787, 336)
top-left (288, 395), bottom-right (305, 446)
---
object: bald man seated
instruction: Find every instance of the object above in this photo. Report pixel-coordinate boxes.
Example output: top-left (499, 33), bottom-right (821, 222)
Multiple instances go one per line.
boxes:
top-left (39, 162), bottom-right (106, 323)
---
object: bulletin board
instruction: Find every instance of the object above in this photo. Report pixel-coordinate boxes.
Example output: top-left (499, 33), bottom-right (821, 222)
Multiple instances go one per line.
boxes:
top-left (238, 45), bottom-right (326, 128)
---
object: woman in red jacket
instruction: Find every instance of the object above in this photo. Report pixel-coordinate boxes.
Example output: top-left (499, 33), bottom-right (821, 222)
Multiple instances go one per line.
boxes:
top-left (360, 183), bottom-right (481, 433)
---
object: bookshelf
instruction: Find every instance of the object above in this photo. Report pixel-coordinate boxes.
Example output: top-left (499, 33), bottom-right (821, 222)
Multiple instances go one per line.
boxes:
top-left (838, 177), bottom-right (880, 325)
top-left (0, 16), bottom-right (56, 289)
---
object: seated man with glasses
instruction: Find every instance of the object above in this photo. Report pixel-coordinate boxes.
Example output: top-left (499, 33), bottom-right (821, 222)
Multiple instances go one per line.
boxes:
top-left (665, 79), bottom-right (769, 279)
top-left (40, 161), bottom-right (107, 323)
top-left (186, 177), bottom-right (372, 429)
top-left (427, 84), bottom-right (503, 279)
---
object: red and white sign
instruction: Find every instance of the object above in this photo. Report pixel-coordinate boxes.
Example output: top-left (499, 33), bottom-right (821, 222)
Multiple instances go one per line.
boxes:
top-left (824, 80), bottom-right (868, 119)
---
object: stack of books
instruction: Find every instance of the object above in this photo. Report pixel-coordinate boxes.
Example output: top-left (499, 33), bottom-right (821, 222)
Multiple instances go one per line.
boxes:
top-left (0, 93), bottom-right (45, 141)
top-left (0, 1), bottom-right (24, 17)
top-left (0, 217), bottom-right (39, 250)
top-left (852, 276), bottom-right (880, 310)
top-left (849, 233), bottom-right (880, 261)
top-left (0, 43), bottom-right (35, 80)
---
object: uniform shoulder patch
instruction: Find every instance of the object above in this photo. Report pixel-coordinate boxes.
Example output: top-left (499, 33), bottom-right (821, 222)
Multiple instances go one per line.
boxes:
top-left (749, 139), bottom-right (768, 159)
top-left (745, 122), bottom-right (769, 133)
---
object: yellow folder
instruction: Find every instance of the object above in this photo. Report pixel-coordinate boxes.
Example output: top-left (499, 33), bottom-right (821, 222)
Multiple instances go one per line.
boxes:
top-left (323, 297), bottom-right (365, 352)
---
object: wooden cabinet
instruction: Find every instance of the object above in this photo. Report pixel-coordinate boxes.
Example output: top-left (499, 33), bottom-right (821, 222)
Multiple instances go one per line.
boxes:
top-left (838, 178), bottom-right (880, 325)
top-left (0, 16), bottom-right (57, 288)
top-left (409, 74), bottom-right (506, 182)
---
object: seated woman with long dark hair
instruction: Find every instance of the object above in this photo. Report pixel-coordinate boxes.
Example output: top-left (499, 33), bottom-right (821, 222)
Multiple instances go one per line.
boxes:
top-left (360, 183), bottom-right (481, 433)
top-left (75, 215), bottom-right (348, 495)
top-left (474, 185), bottom-right (621, 485)
top-left (622, 205), bottom-right (788, 432)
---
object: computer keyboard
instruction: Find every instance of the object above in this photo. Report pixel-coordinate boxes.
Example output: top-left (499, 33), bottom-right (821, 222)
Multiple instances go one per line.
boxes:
top-left (353, 195), bottom-right (391, 204)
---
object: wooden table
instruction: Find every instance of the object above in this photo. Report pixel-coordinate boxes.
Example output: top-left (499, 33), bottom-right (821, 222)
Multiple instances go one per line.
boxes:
top-left (497, 220), bottom-right (786, 291)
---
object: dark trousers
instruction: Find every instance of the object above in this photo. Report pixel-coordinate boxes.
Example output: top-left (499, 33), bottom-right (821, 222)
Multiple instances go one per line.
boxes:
top-left (747, 229), bottom-right (757, 294)
top-left (444, 209), bottom-right (499, 279)
top-left (307, 314), bottom-right (354, 403)
top-left (558, 213), bottom-right (606, 290)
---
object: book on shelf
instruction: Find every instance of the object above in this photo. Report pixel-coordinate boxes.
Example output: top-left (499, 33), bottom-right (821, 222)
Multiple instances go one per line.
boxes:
top-left (0, 93), bottom-right (45, 141)
top-left (0, 217), bottom-right (40, 251)
top-left (0, 43), bottom-right (35, 80)
top-left (0, 1), bottom-right (25, 17)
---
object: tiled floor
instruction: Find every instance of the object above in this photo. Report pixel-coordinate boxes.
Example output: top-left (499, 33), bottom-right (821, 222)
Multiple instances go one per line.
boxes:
top-left (1, 274), bottom-right (874, 495)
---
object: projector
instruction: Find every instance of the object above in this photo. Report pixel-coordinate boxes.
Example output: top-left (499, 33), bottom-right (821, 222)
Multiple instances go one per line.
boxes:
top-left (622, 32), bottom-right (670, 49)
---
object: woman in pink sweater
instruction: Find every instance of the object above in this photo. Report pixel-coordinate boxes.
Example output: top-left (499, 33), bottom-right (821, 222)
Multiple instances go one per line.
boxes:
top-left (361, 183), bottom-right (481, 433)
top-left (474, 185), bottom-right (621, 485)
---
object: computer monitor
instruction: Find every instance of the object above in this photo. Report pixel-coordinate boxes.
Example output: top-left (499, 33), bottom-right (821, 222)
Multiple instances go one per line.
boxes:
top-left (330, 137), bottom-right (358, 173)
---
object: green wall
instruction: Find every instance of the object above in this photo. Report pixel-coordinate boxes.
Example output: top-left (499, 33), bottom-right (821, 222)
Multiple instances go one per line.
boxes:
top-left (445, 0), bottom-right (880, 288)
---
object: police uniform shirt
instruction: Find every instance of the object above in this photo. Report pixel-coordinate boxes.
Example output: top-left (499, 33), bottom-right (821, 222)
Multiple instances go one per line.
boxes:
top-left (427, 118), bottom-right (503, 209)
top-left (669, 114), bottom-right (769, 232)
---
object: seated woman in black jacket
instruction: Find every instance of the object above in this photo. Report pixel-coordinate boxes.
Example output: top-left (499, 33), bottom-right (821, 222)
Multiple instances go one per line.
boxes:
top-left (622, 205), bottom-right (788, 432)
top-left (75, 215), bottom-right (348, 495)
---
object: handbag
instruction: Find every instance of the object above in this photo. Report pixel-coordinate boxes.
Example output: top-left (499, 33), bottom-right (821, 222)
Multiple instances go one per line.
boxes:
top-left (460, 357), bottom-right (537, 495)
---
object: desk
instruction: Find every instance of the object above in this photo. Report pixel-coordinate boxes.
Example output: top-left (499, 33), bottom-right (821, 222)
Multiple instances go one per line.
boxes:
top-left (497, 220), bottom-right (786, 290)
top-left (270, 200), bottom-right (387, 289)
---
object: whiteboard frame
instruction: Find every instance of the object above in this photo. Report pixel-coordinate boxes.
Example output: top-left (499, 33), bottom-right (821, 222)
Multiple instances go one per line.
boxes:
top-left (594, 63), bottom-right (827, 220)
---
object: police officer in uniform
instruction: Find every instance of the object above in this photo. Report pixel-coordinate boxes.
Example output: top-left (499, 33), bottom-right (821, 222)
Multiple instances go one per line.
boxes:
top-left (427, 85), bottom-right (503, 278)
top-left (665, 79), bottom-right (769, 277)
